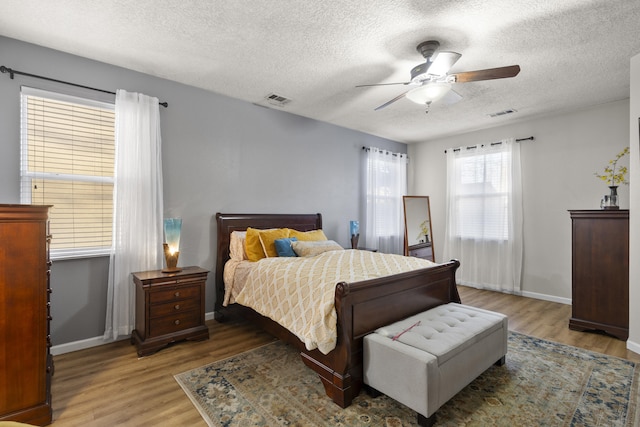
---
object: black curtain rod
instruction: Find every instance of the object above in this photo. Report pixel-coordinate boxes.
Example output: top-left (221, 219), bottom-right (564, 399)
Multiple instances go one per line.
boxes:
top-left (0, 65), bottom-right (168, 108)
top-left (444, 136), bottom-right (534, 153)
top-left (361, 146), bottom-right (407, 157)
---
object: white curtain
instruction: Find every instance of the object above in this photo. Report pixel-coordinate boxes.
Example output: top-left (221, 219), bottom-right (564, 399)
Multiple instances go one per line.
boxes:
top-left (104, 90), bottom-right (164, 340)
top-left (442, 138), bottom-right (523, 293)
top-left (364, 147), bottom-right (407, 254)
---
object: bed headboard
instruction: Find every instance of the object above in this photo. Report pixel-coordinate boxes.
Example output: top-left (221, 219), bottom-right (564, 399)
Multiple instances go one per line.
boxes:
top-left (214, 213), bottom-right (322, 317)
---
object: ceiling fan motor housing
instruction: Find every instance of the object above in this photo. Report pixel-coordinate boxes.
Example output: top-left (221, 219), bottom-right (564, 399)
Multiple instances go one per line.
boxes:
top-left (410, 62), bottom-right (430, 83)
top-left (416, 40), bottom-right (440, 59)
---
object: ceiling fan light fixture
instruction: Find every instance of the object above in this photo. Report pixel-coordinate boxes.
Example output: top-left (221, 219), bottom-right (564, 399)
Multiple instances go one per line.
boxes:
top-left (406, 82), bottom-right (452, 105)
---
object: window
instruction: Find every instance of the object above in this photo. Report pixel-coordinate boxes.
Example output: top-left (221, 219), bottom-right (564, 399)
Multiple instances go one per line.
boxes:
top-left (364, 147), bottom-right (407, 254)
top-left (443, 139), bottom-right (523, 292)
top-left (20, 87), bottom-right (115, 259)
top-left (453, 150), bottom-right (511, 240)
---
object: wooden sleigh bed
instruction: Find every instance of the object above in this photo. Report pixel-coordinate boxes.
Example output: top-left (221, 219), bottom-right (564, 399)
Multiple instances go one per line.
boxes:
top-left (214, 212), bottom-right (461, 408)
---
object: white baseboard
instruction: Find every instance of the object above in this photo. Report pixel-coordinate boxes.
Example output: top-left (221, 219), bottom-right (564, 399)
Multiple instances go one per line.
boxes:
top-left (51, 311), bottom-right (218, 355)
top-left (51, 335), bottom-right (124, 356)
top-left (458, 284), bottom-right (572, 306)
top-left (520, 290), bottom-right (572, 305)
top-left (627, 339), bottom-right (640, 355)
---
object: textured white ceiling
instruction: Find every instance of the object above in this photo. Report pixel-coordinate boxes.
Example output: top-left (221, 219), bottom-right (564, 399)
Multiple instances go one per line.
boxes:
top-left (2, 0), bottom-right (639, 143)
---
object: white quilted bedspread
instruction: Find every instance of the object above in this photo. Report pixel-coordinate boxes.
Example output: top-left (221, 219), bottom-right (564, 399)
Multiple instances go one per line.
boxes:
top-left (234, 249), bottom-right (436, 354)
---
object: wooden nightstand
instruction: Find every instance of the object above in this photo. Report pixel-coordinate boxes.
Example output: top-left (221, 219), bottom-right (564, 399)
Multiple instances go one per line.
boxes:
top-left (131, 266), bottom-right (209, 356)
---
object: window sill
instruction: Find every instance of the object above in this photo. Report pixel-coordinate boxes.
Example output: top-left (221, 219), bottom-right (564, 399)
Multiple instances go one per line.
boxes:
top-left (50, 249), bottom-right (112, 261)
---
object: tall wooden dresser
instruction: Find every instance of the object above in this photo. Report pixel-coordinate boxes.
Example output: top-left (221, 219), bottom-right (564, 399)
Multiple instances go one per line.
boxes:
top-left (568, 209), bottom-right (629, 340)
top-left (0, 204), bottom-right (53, 425)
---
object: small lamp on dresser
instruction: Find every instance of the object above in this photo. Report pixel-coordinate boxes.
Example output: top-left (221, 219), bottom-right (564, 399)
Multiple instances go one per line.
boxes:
top-left (162, 217), bottom-right (182, 273)
top-left (350, 220), bottom-right (359, 249)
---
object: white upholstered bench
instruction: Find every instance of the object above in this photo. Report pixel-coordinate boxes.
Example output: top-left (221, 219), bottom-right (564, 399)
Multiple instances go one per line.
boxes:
top-left (363, 303), bottom-right (508, 427)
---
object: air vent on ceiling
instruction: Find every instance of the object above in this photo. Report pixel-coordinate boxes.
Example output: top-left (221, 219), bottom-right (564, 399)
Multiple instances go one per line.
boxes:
top-left (488, 108), bottom-right (517, 118)
top-left (264, 93), bottom-right (292, 107)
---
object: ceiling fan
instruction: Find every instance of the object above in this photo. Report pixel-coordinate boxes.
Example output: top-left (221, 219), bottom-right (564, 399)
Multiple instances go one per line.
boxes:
top-left (357, 40), bottom-right (521, 111)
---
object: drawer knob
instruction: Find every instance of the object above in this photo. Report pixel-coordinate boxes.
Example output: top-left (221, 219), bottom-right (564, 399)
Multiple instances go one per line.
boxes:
top-left (174, 319), bottom-right (181, 325)
top-left (174, 304), bottom-right (180, 310)
top-left (174, 291), bottom-right (180, 297)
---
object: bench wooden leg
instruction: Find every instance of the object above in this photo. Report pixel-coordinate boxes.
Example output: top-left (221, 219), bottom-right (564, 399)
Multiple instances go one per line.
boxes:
top-left (495, 355), bottom-right (506, 366)
top-left (417, 413), bottom-right (436, 427)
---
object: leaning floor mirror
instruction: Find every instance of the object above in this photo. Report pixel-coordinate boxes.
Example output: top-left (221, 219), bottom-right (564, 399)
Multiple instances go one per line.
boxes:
top-left (403, 196), bottom-right (435, 262)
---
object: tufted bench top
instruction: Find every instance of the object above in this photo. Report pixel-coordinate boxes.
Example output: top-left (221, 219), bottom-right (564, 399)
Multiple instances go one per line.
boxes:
top-left (374, 303), bottom-right (507, 365)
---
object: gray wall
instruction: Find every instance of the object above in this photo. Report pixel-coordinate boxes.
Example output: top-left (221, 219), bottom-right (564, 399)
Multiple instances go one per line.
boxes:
top-left (0, 36), bottom-right (406, 347)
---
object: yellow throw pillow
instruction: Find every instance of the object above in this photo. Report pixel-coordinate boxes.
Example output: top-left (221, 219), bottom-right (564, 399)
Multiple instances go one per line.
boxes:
top-left (245, 227), bottom-right (268, 262)
top-left (259, 228), bottom-right (291, 257)
top-left (288, 228), bottom-right (328, 241)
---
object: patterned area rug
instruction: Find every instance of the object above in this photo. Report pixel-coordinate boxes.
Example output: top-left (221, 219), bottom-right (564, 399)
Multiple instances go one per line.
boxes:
top-left (174, 332), bottom-right (639, 426)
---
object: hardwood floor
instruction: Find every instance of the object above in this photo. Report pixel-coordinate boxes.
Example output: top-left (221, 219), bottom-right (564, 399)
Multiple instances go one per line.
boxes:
top-left (457, 286), bottom-right (639, 362)
top-left (49, 286), bottom-right (639, 426)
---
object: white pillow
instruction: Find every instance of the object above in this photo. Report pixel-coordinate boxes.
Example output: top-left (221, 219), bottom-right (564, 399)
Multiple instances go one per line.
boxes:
top-left (291, 240), bottom-right (344, 257)
top-left (229, 231), bottom-right (247, 261)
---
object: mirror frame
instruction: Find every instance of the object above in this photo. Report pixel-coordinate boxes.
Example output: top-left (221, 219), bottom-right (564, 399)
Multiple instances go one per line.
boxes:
top-left (403, 196), bottom-right (435, 262)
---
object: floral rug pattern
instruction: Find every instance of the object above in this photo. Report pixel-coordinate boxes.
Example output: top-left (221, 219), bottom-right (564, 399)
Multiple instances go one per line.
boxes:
top-left (174, 332), bottom-right (639, 426)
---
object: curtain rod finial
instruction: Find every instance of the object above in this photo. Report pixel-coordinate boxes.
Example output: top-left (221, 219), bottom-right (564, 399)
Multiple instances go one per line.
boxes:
top-left (0, 66), bottom-right (14, 79)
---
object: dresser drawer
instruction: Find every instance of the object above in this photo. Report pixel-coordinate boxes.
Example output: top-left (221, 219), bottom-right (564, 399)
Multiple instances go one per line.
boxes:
top-left (149, 311), bottom-right (201, 337)
top-left (409, 244), bottom-right (433, 260)
top-left (149, 285), bottom-right (201, 304)
top-left (150, 298), bottom-right (200, 318)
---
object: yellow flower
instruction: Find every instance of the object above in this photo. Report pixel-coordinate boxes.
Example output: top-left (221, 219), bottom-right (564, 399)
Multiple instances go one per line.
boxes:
top-left (594, 147), bottom-right (630, 186)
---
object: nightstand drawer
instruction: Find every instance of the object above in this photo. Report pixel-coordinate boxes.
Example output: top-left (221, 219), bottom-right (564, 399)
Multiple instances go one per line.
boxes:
top-left (150, 298), bottom-right (200, 318)
top-left (149, 311), bottom-right (201, 337)
top-left (149, 285), bottom-right (200, 304)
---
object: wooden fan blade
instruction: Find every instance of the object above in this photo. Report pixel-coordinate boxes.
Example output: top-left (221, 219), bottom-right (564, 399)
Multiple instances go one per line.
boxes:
top-left (452, 65), bottom-right (521, 83)
top-left (374, 91), bottom-right (409, 111)
top-left (356, 81), bottom-right (410, 88)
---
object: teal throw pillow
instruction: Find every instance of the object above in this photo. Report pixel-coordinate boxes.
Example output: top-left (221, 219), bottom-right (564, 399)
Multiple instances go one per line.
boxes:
top-left (274, 237), bottom-right (298, 257)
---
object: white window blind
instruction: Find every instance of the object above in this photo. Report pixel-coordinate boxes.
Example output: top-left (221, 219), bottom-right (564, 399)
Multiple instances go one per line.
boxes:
top-left (454, 150), bottom-right (510, 240)
top-left (20, 87), bottom-right (115, 259)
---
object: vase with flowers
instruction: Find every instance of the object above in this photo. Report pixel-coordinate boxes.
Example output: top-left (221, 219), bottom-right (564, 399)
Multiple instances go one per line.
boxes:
top-left (594, 147), bottom-right (629, 209)
top-left (416, 219), bottom-right (430, 243)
